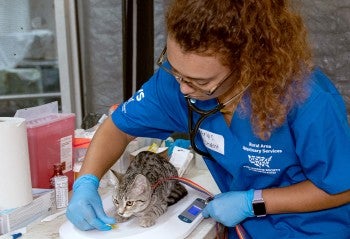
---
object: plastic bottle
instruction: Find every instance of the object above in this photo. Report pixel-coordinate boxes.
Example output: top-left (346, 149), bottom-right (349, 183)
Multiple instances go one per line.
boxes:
top-left (50, 163), bottom-right (69, 209)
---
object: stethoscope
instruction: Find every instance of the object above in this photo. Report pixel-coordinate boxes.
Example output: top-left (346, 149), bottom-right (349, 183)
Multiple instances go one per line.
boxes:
top-left (186, 97), bottom-right (223, 159)
top-left (186, 84), bottom-right (251, 160)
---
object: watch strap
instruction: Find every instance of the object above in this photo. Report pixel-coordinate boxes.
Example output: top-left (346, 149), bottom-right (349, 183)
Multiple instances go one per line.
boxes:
top-left (253, 189), bottom-right (263, 201)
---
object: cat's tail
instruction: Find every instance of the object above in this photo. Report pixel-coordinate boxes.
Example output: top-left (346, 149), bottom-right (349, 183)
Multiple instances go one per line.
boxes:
top-left (167, 182), bottom-right (188, 206)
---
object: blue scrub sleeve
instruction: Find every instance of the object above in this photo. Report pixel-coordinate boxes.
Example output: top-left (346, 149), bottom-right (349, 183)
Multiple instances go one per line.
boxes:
top-left (291, 82), bottom-right (350, 194)
top-left (111, 69), bottom-right (188, 139)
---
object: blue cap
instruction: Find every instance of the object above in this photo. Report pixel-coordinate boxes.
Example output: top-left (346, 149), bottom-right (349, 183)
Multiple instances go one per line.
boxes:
top-left (12, 233), bottom-right (22, 239)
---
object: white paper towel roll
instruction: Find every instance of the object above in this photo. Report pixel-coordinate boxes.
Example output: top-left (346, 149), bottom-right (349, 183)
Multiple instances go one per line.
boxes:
top-left (0, 117), bottom-right (33, 210)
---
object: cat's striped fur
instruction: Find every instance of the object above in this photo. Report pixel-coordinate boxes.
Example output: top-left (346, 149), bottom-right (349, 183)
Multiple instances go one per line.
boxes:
top-left (111, 151), bottom-right (188, 227)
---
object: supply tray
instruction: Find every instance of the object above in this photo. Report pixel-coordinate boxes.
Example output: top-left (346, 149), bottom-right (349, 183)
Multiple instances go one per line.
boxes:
top-left (0, 189), bottom-right (55, 234)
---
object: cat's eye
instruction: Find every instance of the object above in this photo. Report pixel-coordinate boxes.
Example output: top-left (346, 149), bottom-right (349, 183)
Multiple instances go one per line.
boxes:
top-left (126, 201), bottom-right (134, 207)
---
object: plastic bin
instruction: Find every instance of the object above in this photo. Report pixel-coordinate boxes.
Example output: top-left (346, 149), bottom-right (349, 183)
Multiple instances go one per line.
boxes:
top-left (26, 114), bottom-right (75, 190)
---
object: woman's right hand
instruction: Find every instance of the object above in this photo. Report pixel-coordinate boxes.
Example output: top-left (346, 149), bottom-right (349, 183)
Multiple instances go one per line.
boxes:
top-left (66, 174), bottom-right (116, 231)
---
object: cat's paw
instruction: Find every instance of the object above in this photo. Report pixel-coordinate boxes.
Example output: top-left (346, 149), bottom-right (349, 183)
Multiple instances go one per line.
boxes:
top-left (139, 217), bottom-right (156, 227)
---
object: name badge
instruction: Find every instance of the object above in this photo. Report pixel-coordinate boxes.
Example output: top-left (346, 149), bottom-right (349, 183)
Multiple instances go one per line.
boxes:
top-left (199, 129), bottom-right (224, 155)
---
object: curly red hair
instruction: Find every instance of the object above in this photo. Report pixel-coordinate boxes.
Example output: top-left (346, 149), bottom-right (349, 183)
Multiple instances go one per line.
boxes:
top-left (166, 0), bottom-right (313, 140)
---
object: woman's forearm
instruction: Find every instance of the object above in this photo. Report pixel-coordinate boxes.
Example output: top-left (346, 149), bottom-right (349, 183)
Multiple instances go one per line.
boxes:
top-left (264, 180), bottom-right (350, 214)
top-left (78, 117), bottom-right (134, 179)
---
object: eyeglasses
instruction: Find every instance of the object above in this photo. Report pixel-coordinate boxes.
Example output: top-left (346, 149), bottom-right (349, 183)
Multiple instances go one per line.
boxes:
top-left (157, 46), bottom-right (233, 96)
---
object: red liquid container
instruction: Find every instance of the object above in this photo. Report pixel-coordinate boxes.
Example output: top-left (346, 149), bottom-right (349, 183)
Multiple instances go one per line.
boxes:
top-left (26, 113), bottom-right (75, 190)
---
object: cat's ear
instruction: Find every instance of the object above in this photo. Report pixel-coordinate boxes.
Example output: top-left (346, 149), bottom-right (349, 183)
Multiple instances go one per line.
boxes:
top-left (110, 169), bottom-right (124, 186)
top-left (131, 174), bottom-right (151, 195)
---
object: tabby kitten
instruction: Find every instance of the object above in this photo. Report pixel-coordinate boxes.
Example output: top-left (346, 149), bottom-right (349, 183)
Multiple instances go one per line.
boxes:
top-left (111, 151), bottom-right (188, 227)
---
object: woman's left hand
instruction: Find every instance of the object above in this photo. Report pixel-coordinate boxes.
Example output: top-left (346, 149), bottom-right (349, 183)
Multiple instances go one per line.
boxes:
top-left (202, 189), bottom-right (255, 227)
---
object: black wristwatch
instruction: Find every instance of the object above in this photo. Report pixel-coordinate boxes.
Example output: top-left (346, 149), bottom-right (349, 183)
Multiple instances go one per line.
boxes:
top-left (252, 189), bottom-right (266, 217)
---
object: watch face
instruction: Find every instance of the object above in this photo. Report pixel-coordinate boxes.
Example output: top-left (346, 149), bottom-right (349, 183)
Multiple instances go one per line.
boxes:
top-left (253, 202), bottom-right (266, 217)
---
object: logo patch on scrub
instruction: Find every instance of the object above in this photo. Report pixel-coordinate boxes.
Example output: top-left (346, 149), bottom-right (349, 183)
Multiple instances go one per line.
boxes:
top-left (242, 141), bottom-right (282, 175)
top-left (122, 89), bottom-right (145, 113)
top-left (248, 155), bottom-right (272, 168)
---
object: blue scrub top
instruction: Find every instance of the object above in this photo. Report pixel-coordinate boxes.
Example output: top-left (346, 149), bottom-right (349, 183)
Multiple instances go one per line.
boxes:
top-left (112, 67), bottom-right (350, 238)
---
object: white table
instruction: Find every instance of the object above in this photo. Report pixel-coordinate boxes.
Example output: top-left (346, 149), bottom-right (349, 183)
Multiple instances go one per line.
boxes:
top-left (21, 162), bottom-right (220, 239)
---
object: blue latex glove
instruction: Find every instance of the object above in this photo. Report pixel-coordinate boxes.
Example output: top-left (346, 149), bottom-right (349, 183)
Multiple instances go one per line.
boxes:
top-left (202, 189), bottom-right (254, 227)
top-left (66, 174), bottom-right (116, 231)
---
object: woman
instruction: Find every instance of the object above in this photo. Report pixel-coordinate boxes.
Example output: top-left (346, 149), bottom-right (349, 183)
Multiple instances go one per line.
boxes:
top-left (67, 0), bottom-right (350, 238)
